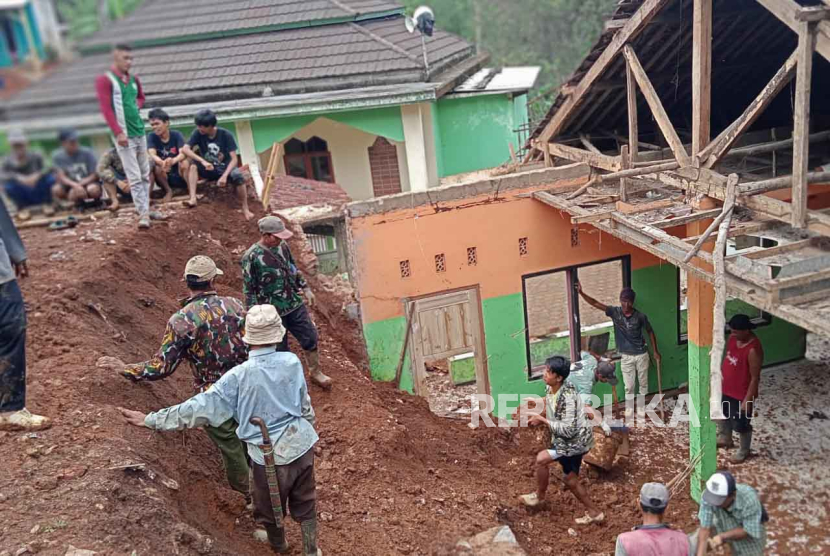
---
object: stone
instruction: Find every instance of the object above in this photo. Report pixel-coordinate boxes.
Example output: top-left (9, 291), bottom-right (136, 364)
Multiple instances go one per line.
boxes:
top-left (319, 511), bottom-right (333, 522)
top-left (65, 547), bottom-right (96, 556)
top-left (30, 525), bottom-right (40, 535)
top-left (453, 526), bottom-right (526, 556)
top-left (252, 530), bottom-right (268, 543)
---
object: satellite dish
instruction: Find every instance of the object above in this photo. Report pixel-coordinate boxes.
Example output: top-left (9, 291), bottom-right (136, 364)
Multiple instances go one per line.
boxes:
top-left (405, 5), bottom-right (435, 37)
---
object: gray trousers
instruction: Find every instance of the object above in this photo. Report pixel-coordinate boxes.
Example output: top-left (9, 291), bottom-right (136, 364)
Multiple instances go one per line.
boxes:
top-left (116, 136), bottom-right (151, 217)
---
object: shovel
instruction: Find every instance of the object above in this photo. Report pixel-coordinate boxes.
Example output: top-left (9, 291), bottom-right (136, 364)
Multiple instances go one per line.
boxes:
top-left (250, 417), bottom-right (284, 530)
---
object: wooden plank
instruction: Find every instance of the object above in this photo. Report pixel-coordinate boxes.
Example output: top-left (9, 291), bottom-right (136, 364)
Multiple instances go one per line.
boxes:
top-left (626, 60), bottom-right (639, 162)
top-left (683, 174), bottom-right (740, 263)
top-left (622, 45), bottom-right (691, 165)
top-left (692, 0), bottom-right (713, 157)
top-left (795, 6), bottom-right (830, 22)
top-left (547, 142), bottom-right (621, 171)
top-left (739, 171), bottom-right (830, 195)
top-left (580, 135), bottom-right (602, 155)
top-left (792, 20), bottom-right (817, 228)
top-left (571, 211), bottom-right (616, 224)
top-left (650, 207), bottom-right (723, 228)
top-left (536, 0), bottom-right (672, 144)
top-left (620, 145), bottom-right (631, 202)
top-left (616, 198), bottom-right (674, 214)
top-left (726, 238), bottom-right (814, 260)
top-left (701, 50), bottom-right (798, 167)
top-left (755, 0), bottom-right (830, 61)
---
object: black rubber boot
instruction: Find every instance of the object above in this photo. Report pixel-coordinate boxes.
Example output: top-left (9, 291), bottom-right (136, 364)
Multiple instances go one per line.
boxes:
top-left (266, 524), bottom-right (290, 554)
top-left (301, 518), bottom-right (322, 556)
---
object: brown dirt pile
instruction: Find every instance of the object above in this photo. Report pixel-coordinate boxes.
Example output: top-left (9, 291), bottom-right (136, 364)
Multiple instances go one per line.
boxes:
top-left (0, 191), bottom-right (698, 555)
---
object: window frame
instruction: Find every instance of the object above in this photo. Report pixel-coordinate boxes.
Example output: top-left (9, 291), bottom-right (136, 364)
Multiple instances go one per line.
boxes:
top-left (282, 138), bottom-right (335, 183)
top-left (522, 255), bottom-right (631, 380)
top-left (675, 267), bottom-right (772, 345)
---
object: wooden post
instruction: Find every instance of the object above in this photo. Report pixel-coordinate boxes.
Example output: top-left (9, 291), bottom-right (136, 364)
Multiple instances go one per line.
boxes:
top-left (626, 58), bottom-right (639, 168)
top-left (620, 145), bottom-right (631, 202)
top-left (692, 0), bottom-right (713, 157)
top-left (792, 20), bottom-right (817, 228)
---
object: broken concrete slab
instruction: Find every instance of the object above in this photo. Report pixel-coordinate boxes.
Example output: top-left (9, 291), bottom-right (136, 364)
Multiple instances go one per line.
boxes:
top-left (452, 526), bottom-right (526, 556)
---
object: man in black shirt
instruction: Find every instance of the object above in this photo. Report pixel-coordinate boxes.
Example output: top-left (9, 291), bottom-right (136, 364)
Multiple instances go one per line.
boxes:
top-left (181, 109), bottom-right (253, 220)
top-left (1, 130), bottom-right (56, 213)
top-left (577, 284), bottom-right (661, 417)
top-left (147, 108), bottom-right (190, 204)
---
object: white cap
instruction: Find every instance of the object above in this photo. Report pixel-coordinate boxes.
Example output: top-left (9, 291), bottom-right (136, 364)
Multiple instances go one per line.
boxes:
top-left (702, 471), bottom-right (736, 506)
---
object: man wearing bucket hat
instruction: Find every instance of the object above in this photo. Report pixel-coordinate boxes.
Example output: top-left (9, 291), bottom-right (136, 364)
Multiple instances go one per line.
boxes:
top-left (119, 304), bottom-right (323, 556)
top-left (718, 314), bottom-right (763, 463)
top-left (615, 482), bottom-right (691, 555)
top-left (693, 471), bottom-right (767, 555)
top-left (242, 215), bottom-right (332, 389)
top-left (119, 255), bottom-right (251, 497)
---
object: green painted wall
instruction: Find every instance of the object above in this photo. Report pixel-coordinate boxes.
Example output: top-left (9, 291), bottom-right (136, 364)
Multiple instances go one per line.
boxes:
top-left (434, 94), bottom-right (518, 177)
top-left (363, 262), bottom-right (807, 419)
top-left (251, 107), bottom-right (404, 153)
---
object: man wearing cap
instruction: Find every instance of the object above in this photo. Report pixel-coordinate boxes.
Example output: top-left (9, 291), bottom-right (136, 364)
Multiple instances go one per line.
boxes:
top-left (0, 195), bottom-right (50, 431)
top-left (119, 255), bottom-right (250, 497)
top-left (694, 471), bottom-right (767, 555)
top-left (578, 284), bottom-right (661, 416)
top-left (118, 305), bottom-right (324, 556)
top-left (718, 314), bottom-right (764, 463)
top-left (51, 128), bottom-right (102, 205)
top-left (242, 216), bottom-right (332, 389)
top-left (615, 482), bottom-right (691, 556)
top-left (1, 129), bottom-right (56, 213)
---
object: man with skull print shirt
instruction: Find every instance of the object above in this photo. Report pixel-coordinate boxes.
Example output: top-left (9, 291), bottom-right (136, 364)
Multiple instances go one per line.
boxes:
top-left (181, 109), bottom-right (254, 220)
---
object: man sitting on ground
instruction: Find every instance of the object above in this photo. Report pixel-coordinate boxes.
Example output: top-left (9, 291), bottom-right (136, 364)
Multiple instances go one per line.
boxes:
top-left (1, 130), bottom-right (56, 216)
top-left (516, 356), bottom-right (604, 525)
top-left (147, 108), bottom-right (190, 203)
top-left (97, 147), bottom-right (131, 212)
top-left (615, 482), bottom-right (691, 555)
top-left (118, 305), bottom-right (323, 556)
top-left (181, 109), bottom-right (253, 220)
top-left (693, 471), bottom-right (767, 556)
top-left (51, 128), bottom-right (102, 207)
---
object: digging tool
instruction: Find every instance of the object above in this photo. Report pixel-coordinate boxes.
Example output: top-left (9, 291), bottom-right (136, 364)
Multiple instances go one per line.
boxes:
top-left (655, 357), bottom-right (667, 422)
top-left (394, 302), bottom-right (417, 389)
top-left (250, 417), bottom-right (285, 531)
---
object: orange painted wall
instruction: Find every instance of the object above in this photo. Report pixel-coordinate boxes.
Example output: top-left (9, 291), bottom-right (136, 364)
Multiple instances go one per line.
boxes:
top-left (350, 179), bottom-right (661, 324)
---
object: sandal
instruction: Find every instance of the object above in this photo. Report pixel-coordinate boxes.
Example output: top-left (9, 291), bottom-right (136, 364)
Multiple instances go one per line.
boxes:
top-left (48, 216), bottom-right (78, 231)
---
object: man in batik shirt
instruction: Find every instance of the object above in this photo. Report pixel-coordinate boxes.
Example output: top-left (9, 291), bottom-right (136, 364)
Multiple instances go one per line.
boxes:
top-left (119, 255), bottom-right (250, 497)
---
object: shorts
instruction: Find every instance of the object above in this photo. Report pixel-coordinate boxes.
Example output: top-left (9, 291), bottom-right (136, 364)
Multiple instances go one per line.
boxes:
top-left (197, 164), bottom-right (245, 186)
top-left (166, 171), bottom-right (188, 189)
top-left (722, 394), bottom-right (753, 433)
top-left (548, 452), bottom-right (584, 476)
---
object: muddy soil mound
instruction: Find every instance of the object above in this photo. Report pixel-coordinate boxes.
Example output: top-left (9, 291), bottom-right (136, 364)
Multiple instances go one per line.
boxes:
top-left (0, 194), bottom-right (697, 555)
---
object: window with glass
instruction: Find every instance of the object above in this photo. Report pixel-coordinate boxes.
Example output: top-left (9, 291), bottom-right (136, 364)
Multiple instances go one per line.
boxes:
top-left (283, 137), bottom-right (334, 182)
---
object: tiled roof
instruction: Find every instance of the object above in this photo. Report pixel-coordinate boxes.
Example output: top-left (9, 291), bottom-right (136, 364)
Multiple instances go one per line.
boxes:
top-left (4, 16), bottom-right (474, 122)
top-left (269, 175), bottom-right (351, 211)
top-left (80, 0), bottom-right (403, 50)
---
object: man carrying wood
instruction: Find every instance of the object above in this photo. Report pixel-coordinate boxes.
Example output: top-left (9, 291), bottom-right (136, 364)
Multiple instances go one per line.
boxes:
top-left (118, 256), bottom-right (251, 499)
top-left (516, 356), bottom-right (604, 525)
top-left (119, 305), bottom-right (323, 556)
top-left (577, 284), bottom-right (661, 417)
top-left (718, 314), bottom-right (763, 463)
top-left (615, 483), bottom-right (691, 555)
top-left (242, 216), bottom-right (332, 389)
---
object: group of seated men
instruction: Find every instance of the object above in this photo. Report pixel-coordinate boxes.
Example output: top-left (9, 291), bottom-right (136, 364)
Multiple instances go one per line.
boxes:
top-left (1, 108), bottom-right (248, 218)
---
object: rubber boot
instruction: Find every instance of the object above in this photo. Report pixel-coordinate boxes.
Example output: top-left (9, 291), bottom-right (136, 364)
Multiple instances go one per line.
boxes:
top-left (731, 431), bottom-right (752, 463)
top-left (716, 420), bottom-right (734, 448)
top-left (266, 524), bottom-right (290, 554)
top-left (306, 350), bottom-right (333, 390)
top-left (301, 518), bottom-right (322, 556)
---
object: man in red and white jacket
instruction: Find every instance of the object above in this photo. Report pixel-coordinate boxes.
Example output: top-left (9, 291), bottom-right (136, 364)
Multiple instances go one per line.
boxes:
top-left (718, 314), bottom-right (764, 463)
top-left (95, 43), bottom-right (159, 229)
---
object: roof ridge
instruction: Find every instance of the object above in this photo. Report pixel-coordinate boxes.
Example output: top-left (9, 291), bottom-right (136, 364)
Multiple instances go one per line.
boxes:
top-left (349, 21), bottom-right (423, 68)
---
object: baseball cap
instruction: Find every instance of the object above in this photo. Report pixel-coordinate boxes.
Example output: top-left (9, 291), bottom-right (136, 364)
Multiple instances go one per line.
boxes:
top-left (58, 128), bottom-right (79, 142)
top-left (258, 216), bottom-right (293, 239)
top-left (640, 482), bottom-right (670, 511)
top-left (596, 360), bottom-right (618, 386)
top-left (7, 129), bottom-right (26, 145)
top-left (728, 314), bottom-right (756, 331)
top-left (702, 471), bottom-right (736, 507)
top-left (183, 255), bottom-right (224, 282)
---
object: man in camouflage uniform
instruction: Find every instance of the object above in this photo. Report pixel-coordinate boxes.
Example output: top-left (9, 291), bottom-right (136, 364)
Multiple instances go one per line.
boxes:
top-left (120, 255), bottom-right (250, 497)
top-left (241, 216), bottom-right (332, 389)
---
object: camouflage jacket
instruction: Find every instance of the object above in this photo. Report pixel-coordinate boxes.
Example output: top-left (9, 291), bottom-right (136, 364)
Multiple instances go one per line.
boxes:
top-left (241, 241), bottom-right (307, 315)
top-left (96, 148), bottom-right (126, 184)
top-left (124, 292), bottom-right (249, 391)
top-left (546, 381), bottom-right (595, 457)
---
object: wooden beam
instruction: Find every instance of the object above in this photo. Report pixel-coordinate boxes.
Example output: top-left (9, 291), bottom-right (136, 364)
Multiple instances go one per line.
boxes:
top-left (547, 142), bottom-right (622, 171)
top-left (755, 0), bottom-right (830, 61)
top-left (726, 238), bottom-right (815, 260)
top-left (600, 160), bottom-right (681, 182)
top-left (580, 135), bottom-right (602, 155)
top-left (536, 0), bottom-right (671, 144)
top-left (622, 45), bottom-right (691, 165)
top-left (620, 145), bottom-right (631, 201)
top-left (739, 171), bottom-right (830, 195)
top-left (795, 6), bottom-right (830, 22)
top-left (792, 20), bottom-right (817, 228)
top-left (616, 198), bottom-right (675, 215)
top-left (683, 175), bottom-right (740, 263)
top-left (650, 207), bottom-right (723, 228)
top-left (725, 130), bottom-right (830, 158)
top-left (626, 60), bottom-right (639, 162)
top-left (700, 50), bottom-right (798, 167)
top-left (692, 0), bottom-right (713, 157)
top-left (571, 211), bottom-right (616, 224)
